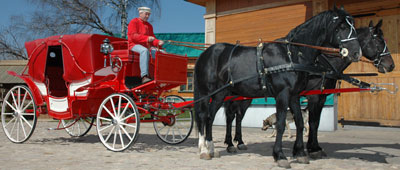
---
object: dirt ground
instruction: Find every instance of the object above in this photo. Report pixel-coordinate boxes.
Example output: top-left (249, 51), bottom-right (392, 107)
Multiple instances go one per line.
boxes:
top-left (0, 120), bottom-right (399, 170)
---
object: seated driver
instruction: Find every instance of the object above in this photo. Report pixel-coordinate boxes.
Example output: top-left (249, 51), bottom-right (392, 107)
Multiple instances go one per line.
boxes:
top-left (128, 6), bottom-right (164, 84)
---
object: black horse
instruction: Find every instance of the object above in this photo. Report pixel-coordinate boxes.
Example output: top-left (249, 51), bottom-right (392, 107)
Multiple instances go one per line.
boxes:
top-left (222, 20), bottom-right (395, 157)
top-left (306, 19), bottom-right (395, 159)
top-left (194, 6), bottom-right (361, 168)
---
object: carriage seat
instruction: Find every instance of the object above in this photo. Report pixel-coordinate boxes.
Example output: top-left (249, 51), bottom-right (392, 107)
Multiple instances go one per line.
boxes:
top-left (45, 67), bottom-right (68, 97)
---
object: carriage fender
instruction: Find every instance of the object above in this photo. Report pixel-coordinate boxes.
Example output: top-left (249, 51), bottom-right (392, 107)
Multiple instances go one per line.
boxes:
top-left (7, 71), bottom-right (45, 106)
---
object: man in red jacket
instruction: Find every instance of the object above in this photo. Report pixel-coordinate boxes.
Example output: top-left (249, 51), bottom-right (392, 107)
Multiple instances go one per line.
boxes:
top-left (128, 7), bottom-right (164, 84)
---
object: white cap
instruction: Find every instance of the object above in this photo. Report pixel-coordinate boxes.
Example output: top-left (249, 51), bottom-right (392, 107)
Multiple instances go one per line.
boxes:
top-left (138, 7), bottom-right (151, 13)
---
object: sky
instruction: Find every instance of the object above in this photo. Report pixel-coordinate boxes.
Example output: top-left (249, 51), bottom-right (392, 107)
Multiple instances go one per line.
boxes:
top-left (0, 0), bottom-right (206, 33)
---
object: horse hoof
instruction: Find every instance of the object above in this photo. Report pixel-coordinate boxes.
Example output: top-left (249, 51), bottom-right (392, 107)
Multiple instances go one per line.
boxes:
top-left (237, 144), bottom-right (248, 150)
top-left (227, 146), bottom-right (237, 153)
top-left (277, 160), bottom-right (291, 168)
top-left (296, 156), bottom-right (310, 164)
top-left (211, 151), bottom-right (220, 158)
top-left (309, 150), bottom-right (327, 160)
top-left (200, 153), bottom-right (212, 160)
top-left (310, 150), bottom-right (328, 159)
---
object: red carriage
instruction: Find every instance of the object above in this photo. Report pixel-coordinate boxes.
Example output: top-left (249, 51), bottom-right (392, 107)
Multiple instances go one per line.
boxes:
top-left (1, 34), bottom-right (193, 151)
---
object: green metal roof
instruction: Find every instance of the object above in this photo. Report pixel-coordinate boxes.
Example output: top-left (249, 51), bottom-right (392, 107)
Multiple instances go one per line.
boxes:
top-left (155, 33), bottom-right (204, 57)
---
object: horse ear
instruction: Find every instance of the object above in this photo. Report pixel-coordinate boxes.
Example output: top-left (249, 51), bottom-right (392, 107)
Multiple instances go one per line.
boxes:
top-left (376, 19), bottom-right (383, 29)
top-left (369, 20), bottom-right (374, 28)
top-left (333, 3), bottom-right (338, 11)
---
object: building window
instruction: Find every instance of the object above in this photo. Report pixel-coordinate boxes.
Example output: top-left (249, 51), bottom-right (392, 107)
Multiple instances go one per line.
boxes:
top-left (180, 71), bottom-right (194, 92)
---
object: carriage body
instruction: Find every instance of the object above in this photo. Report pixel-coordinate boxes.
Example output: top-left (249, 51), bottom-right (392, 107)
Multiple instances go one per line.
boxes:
top-left (2, 34), bottom-right (193, 148)
top-left (21, 34), bottom-right (187, 119)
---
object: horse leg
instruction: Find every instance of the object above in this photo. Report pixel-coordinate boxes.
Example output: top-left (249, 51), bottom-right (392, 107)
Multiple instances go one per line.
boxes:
top-left (203, 94), bottom-right (226, 159)
top-left (273, 91), bottom-right (291, 168)
top-left (289, 95), bottom-right (309, 164)
top-left (224, 102), bottom-right (237, 153)
top-left (234, 100), bottom-right (250, 150)
top-left (196, 98), bottom-right (212, 160)
top-left (306, 95), bottom-right (327, 159)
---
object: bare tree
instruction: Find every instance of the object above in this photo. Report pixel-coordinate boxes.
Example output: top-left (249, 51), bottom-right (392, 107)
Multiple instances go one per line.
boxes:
top-left (0, 0), bottom-right (160, 59)
top-left (0, 28), bottom-right (27, 60)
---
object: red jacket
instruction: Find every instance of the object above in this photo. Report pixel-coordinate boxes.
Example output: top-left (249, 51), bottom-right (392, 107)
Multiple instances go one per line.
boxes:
top-left (127, 18), bottom-right (160, 50)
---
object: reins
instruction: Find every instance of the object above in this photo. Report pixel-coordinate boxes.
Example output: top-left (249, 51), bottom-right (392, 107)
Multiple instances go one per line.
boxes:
top-left (166, 39), bottom-right (346, 57)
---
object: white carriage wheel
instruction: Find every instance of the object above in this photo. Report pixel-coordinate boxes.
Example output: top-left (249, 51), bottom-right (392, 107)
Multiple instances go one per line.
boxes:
top-left (62, 117), bottom-right (94, 137)
top-left (153, 95), bottom-right (193, 144)
top-left (1, 85), bottom-right (37, 143)
top-left (96, 93), bottom-right (140, 151)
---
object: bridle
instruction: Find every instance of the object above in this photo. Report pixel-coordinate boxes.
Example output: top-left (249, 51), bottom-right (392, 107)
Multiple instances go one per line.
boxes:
top-left (361, 27), bottom-right (391, 68)
top-left (333, 16), bottom-right (359, 58)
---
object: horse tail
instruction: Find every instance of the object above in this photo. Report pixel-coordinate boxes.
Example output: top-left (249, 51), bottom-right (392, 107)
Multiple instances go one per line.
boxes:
top-left (194, 43), bottom-right (228, 137)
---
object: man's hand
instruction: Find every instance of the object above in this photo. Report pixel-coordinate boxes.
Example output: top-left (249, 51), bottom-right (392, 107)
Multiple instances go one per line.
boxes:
top-left (148, 36), bottom-right (155, 42)
top-left (158, 40), bottom-right (164, 46)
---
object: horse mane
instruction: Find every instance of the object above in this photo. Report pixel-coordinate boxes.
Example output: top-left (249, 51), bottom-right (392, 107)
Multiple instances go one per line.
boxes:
top-left (282, 8), bottom-right (352, 63)
top-left (285, 8), bottom-right (350, 46)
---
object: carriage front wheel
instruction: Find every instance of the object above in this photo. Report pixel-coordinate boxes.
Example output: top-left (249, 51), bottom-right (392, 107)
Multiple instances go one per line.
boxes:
top-left (153, 95), bottom-right (193, 144)
top-left (96, 93), bottom-right (140, 151)
top-left (1, 85), bottom-right (37, 143)
top-left (62, 117), bottom-right (94, 137)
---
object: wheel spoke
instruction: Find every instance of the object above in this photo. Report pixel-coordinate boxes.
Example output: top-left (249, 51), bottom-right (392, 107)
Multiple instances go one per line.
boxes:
top-left (20, 91), bottom-right (28, 111)
top-left (98, 123), bottom-right (113, 132)
top-left (120, 102), bottom-right (131, 118)
top-left (20, 112), bottom-right (35, 116)
top-left (110, 98), bottom-right (117, 118)
top-left (118, 128), bottom-right (124, 148)
top-left (112, 127), bottom-right (118, 149)
top-left (17, 88), bottom-right (21, 108)
top-left (120, 125), bottom-right (133, 141)
top-left (5, 116), bottom-right (17, 128)
top-left (20, 115), bottom-right (33, 129)
top-left (157, 125), bottom-right (166, 132)
top-left (104, 125), bottom-right (116, 142)
top-left (19, 118), bottom-right (27, 138)
top-left (10, 90), bottom-right (18, 110)
top-left (16, 118), bottom-right (20, 141)
top-left (9, 116), bottom-right (18, 137)
top-left (119, 122), bottom-right (137, 129)
top-left (98, 117), bottom-right (112, 122)
top-left (2, 112), bottom-right (13, 115)
top-left (82, 119), bottom-right (88, 131)
top-left (5, 101), bottom-right (18, 112)
top-left (21, 100), bottom-right (33, 112)
top-left (120, 112), bottom-right (136, 122)
top-left (102, 105), bottom-right (116, 120)
top-left (117, 96), bottom-right (122, 118)
top-left (163, 127), bottom-right (171, 140)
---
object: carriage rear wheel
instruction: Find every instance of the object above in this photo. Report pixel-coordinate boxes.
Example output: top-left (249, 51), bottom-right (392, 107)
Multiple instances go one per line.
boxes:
top-left (1, 85), bottom-right (37, 143)
top-left (62, 117), bottom-right (94, 137)
top-left (153, 95), bottom-right (193, 144)
top-left (96, 93), bottom-right (140, 151)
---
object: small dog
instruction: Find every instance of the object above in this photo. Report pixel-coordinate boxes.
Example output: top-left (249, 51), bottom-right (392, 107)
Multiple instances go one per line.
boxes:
top-left (262, 108), bottom-right (309, 138)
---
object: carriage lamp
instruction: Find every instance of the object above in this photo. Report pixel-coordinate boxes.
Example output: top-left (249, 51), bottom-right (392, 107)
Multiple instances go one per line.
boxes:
top-left (100, 38), bottom-right (114, 67)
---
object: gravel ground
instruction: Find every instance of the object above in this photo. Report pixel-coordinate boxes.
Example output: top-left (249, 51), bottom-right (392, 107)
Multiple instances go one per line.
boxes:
top-left (1, 119), bottom-right (400, 170)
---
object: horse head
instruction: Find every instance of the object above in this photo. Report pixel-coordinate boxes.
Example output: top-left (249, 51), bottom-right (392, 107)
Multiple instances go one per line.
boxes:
top-left (359, 20), bottom-right (395, 73)
top-left (327, 5), bottom-right (362, 62)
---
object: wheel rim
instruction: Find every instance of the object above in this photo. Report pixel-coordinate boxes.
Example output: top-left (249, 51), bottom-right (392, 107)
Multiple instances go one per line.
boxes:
top-left (153, 95), bottom-right (193, 144)
top-left (1, 85), bottom-right (37, 143)
top-left (96, 93), bottom-right (139, 151)
top-left (62, 117), bottom-right (94, 137)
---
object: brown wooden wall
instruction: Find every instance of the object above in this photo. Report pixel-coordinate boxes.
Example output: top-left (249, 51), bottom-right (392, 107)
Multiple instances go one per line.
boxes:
top-left (215, 1), bottom-right (313, 44)
top-left (333, 0), bottom-right (400, 126)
